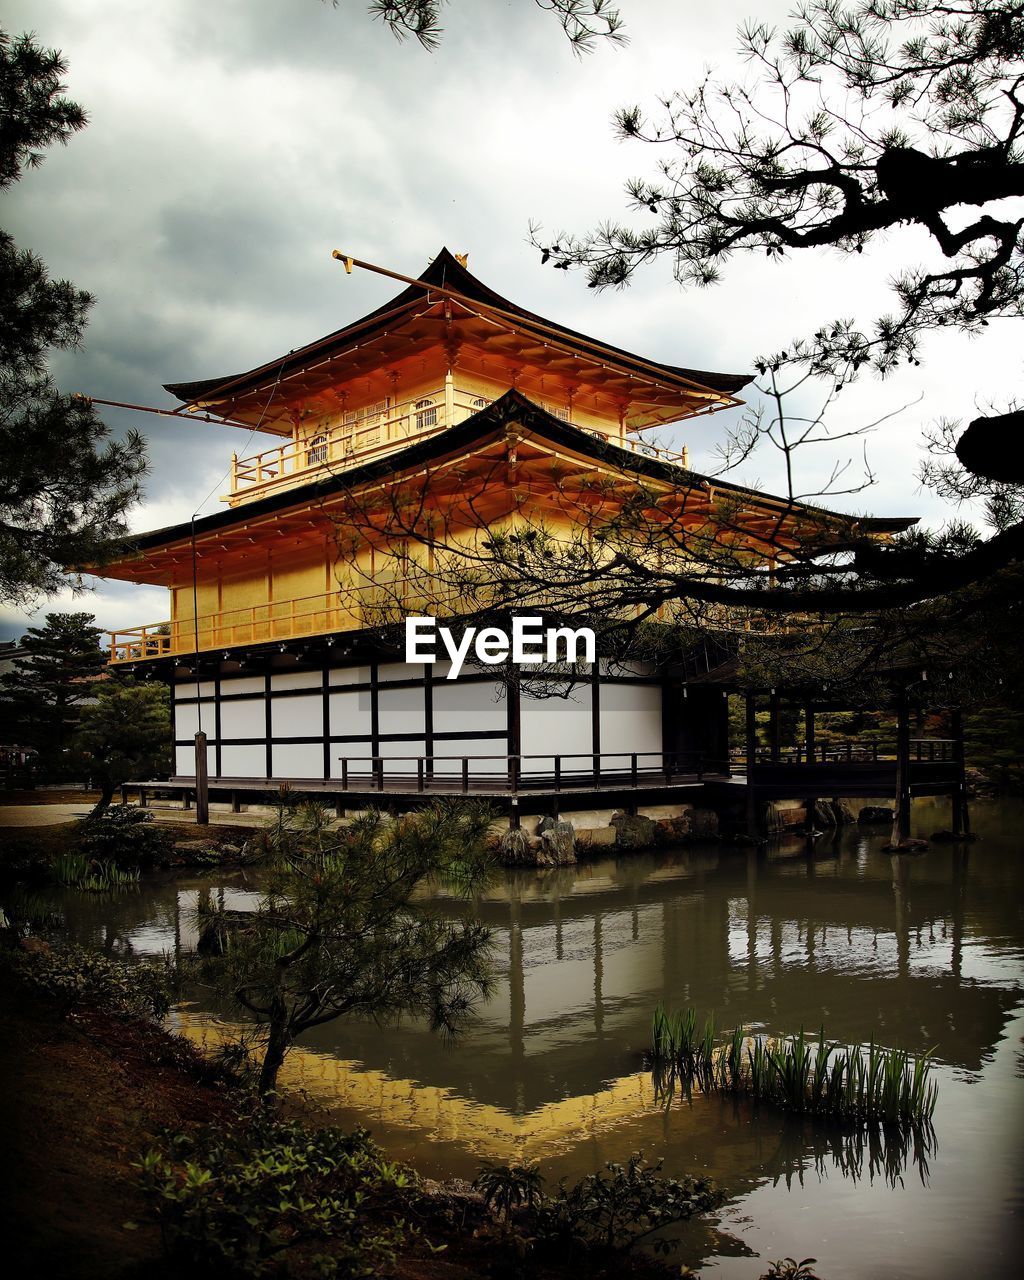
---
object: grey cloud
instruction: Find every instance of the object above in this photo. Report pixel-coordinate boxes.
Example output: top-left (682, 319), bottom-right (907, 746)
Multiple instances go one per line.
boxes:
top-left (1, 0), bottom-right (1018, 644)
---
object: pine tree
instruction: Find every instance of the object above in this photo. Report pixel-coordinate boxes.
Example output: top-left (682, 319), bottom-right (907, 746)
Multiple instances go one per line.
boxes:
top-left (72, 679), bottom-right (171, 814)
top-left (0, 611), bottom-right (106, 778)
top-left (1, 28), bottom-right (147, 605)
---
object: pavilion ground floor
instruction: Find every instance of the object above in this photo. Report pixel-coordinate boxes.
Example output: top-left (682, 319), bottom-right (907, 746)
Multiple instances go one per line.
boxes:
top-left (117, 639), bottom-right (968, 839)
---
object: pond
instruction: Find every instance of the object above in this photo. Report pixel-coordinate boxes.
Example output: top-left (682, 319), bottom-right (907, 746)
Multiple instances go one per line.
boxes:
top-left (36, 795), bottom-right (1024, 1278)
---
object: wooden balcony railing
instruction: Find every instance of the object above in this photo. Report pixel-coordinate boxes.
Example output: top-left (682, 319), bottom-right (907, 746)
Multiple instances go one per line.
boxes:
top-left (105, 578), bottom-right (467, 664)
top-left (223, 382), bottom-right (691, 504)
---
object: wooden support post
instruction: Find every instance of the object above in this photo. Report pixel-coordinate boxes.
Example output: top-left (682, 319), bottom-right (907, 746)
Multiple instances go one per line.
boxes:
top-left (230, 791), bottom-right (240, 814)
top-left (744, 694), bottom-right (758, 838)
top-left (891, 697), bottom-right (912, 846)
top-left (120, 783), bottom-right (130, 805)
top-left (804, 704), bottom-right (815, 761)
top-left (194, 732), bottom-right (209, 825)
top-left (769, 691), bottom-right (781, 763)
top-left (951, 707), bottom-right (971, 837)
top-left (461, 757), bottom-right (469, 794)
top-left (745, 694), bottom-right (757, 771)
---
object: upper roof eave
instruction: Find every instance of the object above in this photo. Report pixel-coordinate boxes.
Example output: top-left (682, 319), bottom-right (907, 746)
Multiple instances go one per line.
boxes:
top-left (163, 248), bottom-right (752, 408)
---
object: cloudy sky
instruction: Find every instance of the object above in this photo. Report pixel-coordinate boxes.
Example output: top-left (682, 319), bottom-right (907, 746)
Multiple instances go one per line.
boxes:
top-left (3, 0), bottom-right (1019, 641)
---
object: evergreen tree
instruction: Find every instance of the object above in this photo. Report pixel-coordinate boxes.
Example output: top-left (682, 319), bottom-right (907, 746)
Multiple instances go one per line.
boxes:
top-left (1, 28), bottom-right (147, 605)
top-left (71, 679), bottom-right (171, 815)
top-left (344, 2), bottom-right (626, 52)
top-left (532, 0), bottom-right (1024, 607)
top-left (202, 800), bottom-right (495, 1094)
top-left (0, 611), bottom-right (106, 777)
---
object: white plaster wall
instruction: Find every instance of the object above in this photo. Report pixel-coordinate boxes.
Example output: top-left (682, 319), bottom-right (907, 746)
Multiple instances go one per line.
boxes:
top-left (329, 749), bottom-right (370, 780)
top-left (520, 685), bottom-right (593, 774)
top-left (329, 689), bottom-right (372, 736)
top-left (378, 686), bottom-right (425, 736)
top-left (272, 743), bottom-right (325, 778)
top-left (329, 665), bottom-right (372, 686)
top-left (174, 703), bottom-right (202, 740)
top-left (220, 744), bottom-right (268, 777)
top-left (430, 738), bottom-right (508, 776)
top-left (175, 743), bottom-right (215, 777)
top-left (599, 682), bottom-right (663, 769)
top-left (376, 739), bottom-right (428, 763)
top-left (272, 669), bottom-right (323, 691)
top-left (378, 661), bottom-right (418, 683)
top-left (219, 675), bottom-right (266, 696)
top-left (432, 679), bottom-right (506, 734)
top-left (220, 698), bottom-right (266, 739)
top-left (271, 694), bottom-right (323, 739)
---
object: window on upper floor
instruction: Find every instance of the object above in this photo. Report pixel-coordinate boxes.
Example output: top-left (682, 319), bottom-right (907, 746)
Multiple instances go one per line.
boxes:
top-left (306, 434), bottom-right (328, 465)
top-left (415, 398), bottom-right (437, 431)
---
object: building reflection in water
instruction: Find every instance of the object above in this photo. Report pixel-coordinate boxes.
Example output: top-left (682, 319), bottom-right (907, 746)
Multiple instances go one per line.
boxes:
top-left (49, 800), bottom-right (1023, 1183)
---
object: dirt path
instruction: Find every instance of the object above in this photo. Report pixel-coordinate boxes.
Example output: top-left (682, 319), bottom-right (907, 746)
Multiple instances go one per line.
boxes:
top-left (0, 982), bottom-right (231, 1279)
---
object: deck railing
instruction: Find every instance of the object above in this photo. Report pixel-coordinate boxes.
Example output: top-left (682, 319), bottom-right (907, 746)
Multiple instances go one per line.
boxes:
top-left (730, 739), bottom-right (958, 769)
top-left (334, 749), bottom-right (711, 793)
top-left (223, 383), bottom-right (691, 504)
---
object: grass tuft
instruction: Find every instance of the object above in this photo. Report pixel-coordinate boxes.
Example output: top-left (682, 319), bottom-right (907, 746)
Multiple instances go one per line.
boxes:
top-left (650, 1005), bottom-right (937, 1131)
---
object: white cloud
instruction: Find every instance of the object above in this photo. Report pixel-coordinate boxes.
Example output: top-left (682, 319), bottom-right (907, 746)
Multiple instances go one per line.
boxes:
top-left (2, 0), bottom-right (1020, 640)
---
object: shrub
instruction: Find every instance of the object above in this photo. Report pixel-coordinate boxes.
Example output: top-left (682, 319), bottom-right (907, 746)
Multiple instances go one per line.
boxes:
top-left (11, 940), bottom-right (176, 1019)
top-left (535, 1152), bottom-right (718, 1256)
top-left (472, 1162), bottom-right (545, 1221)
top-left (75, 804), bottom-right (172, 869)
top-left (761, 1260), bottom-right (823, 1280)
top-left (138, 1117), bottom-right (420, 1277)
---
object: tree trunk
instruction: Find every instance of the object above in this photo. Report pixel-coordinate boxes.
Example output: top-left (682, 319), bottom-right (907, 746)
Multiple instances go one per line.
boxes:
top-left (88, 780), bottom-right (115, 819)
top-left (257, 1017), bottom-right (292, 1096)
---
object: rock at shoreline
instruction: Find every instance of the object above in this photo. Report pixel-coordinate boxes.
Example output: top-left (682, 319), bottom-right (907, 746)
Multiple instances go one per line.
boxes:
top-left (540, 820), bottom-right (577, 866)
top-left (859, 806), bottom-right (895, 824)
top-left (611, 813), bottom-right (658, 849)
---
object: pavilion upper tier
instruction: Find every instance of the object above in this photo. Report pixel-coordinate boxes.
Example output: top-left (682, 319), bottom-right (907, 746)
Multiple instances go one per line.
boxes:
top-left (164, 249), bottom-right (752, 507)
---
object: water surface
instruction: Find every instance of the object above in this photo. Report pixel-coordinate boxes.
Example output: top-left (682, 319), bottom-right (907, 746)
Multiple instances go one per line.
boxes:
top-left (37, 796), bottom-right (1024, 1278)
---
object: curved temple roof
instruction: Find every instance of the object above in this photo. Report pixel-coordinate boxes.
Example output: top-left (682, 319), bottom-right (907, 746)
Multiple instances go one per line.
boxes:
top-left (164, 248), bottom-right (752, 422)
top-left (115, 390), bottom-right (916, 567)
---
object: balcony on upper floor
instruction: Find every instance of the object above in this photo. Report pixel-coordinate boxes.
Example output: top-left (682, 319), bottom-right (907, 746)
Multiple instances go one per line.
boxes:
top-left (222, 382), bottom-right (690, 506)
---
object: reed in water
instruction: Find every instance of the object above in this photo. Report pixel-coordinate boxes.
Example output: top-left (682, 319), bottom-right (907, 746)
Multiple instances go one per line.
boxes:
top-left (650, 1004), bottom-right (938, 1130)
